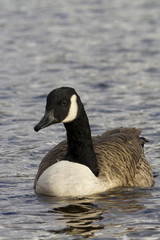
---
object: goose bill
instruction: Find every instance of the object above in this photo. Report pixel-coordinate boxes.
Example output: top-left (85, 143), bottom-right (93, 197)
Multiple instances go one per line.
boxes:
top-left (34, 111), bottom-right (58, 132)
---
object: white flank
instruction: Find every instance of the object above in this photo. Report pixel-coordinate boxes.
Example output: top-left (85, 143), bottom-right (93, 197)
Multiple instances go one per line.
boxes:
top-left (35, 161), bottom-right (108, 197)
top-left (62, 94), bottom-right (78, 123)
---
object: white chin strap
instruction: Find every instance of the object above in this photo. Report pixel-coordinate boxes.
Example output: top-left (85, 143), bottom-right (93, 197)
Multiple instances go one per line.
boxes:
top-left (62, 94), bottom-right (78, 123)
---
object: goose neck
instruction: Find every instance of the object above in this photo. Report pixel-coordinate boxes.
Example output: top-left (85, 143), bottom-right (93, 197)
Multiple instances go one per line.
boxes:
top-left (64, 109), bottom-right (99, 176)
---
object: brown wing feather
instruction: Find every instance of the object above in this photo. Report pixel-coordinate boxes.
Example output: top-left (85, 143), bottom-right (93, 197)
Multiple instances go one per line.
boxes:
top-left (34, 127), bottom-right (154, 188)
top-left (94, 128), bottom-right (153, 187)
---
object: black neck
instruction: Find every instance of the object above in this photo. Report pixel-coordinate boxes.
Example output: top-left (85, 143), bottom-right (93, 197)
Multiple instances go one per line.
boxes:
top-left (64, 106), bottom-right (99, 177)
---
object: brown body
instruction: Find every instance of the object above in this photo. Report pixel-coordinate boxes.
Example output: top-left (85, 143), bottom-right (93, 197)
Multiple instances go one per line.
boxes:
top-left (34, 127), bottom-right (154, 189)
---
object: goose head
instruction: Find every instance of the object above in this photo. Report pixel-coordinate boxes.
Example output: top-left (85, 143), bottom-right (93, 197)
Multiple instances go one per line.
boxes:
top-left (34, 87), bottom-right (81, 132)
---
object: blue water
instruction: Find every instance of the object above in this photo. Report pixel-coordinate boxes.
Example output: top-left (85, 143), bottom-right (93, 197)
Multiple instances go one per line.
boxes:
top-left (0, 0), bottom-right (160, 239)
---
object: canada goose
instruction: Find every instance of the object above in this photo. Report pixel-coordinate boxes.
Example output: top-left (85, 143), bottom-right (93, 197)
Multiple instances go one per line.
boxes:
top-left (34, 87), bottom-right (154, 197)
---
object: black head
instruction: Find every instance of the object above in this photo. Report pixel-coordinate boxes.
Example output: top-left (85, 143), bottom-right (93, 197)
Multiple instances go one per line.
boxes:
top-left (34, 87), bottom-right (80, 132)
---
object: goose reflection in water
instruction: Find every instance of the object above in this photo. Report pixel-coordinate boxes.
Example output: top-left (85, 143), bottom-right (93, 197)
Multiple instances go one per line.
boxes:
top-left (38, 188), bottom-right (152, 239)
top-left (48, 202), bottom-right (104, 238)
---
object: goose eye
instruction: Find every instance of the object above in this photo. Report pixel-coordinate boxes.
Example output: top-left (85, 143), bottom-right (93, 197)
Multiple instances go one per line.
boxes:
top-left (61, 100), bottom-right (67, 106)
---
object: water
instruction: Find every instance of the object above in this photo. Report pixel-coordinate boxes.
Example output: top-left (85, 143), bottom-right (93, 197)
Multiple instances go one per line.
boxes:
top-left (0, 0), bottom-right (160, 239)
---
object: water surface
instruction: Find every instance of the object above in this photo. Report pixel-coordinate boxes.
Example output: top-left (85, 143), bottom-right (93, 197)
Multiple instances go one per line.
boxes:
top-left (0, 0), bottom-right (160, 239)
